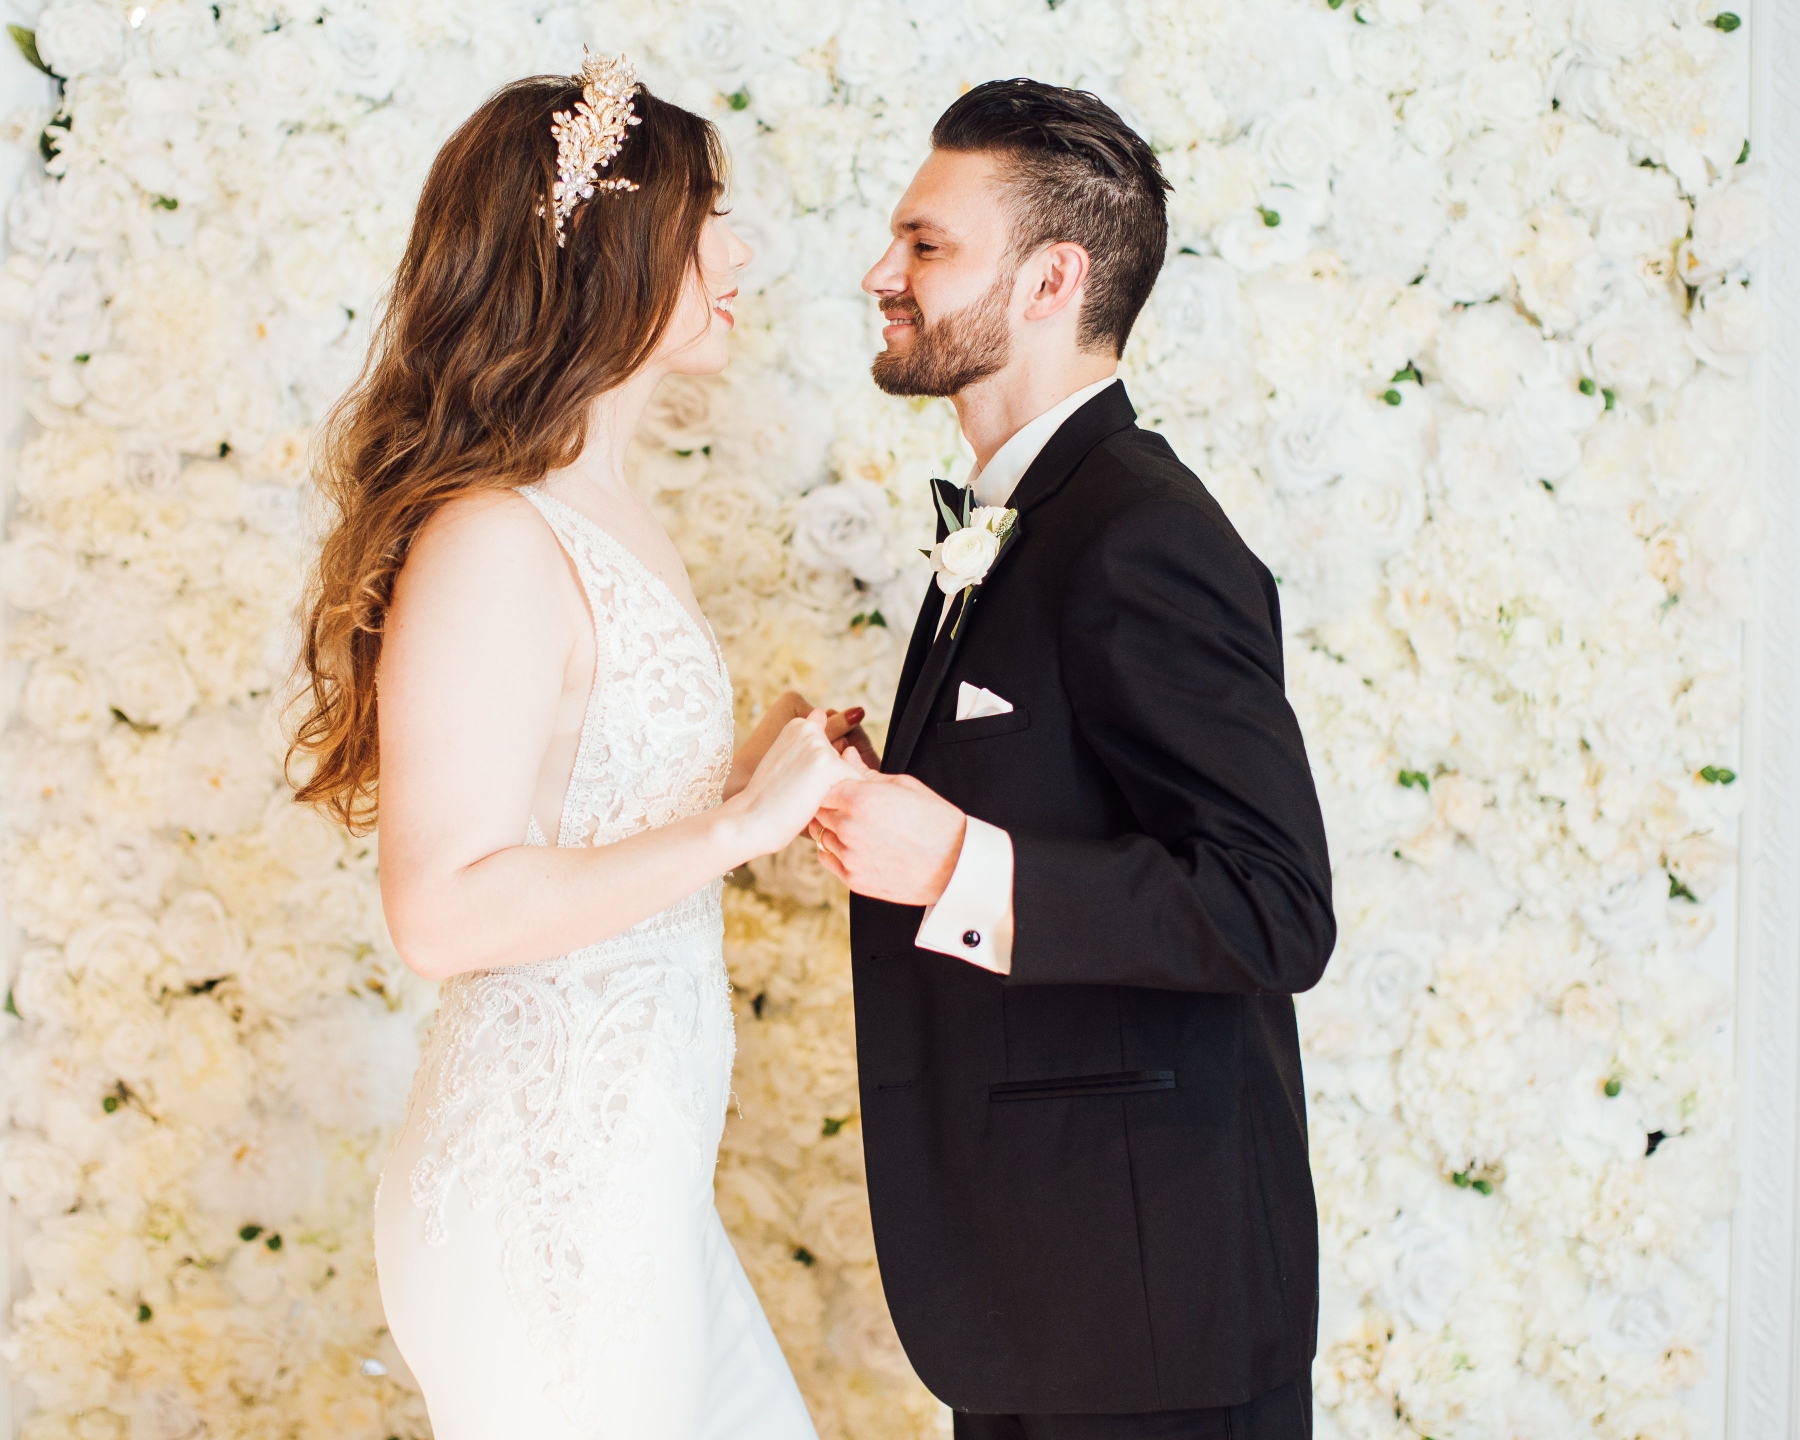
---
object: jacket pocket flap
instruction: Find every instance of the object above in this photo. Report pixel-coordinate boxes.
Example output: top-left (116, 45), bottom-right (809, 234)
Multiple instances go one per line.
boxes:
top-left (937, 707), bottom-right (1031, 743)
top-left (989, 1068), bottom-right (1176, 1102)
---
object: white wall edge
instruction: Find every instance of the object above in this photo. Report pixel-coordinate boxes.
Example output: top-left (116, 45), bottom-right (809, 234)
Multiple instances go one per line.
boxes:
top-left (1727, 3), bottom-right (1800, 1436)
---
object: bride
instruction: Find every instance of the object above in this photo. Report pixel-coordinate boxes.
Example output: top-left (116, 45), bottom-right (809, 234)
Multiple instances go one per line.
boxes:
top-left (287, 53), bottom-right (856, 1440)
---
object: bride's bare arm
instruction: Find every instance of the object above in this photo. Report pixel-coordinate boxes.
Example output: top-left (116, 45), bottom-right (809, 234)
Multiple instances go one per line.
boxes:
top-left (375, 493), bottom-right (852, 983)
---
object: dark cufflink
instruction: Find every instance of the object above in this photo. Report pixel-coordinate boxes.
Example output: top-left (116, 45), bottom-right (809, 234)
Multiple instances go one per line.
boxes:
top-left (962, 930), bottom-right (981, 948)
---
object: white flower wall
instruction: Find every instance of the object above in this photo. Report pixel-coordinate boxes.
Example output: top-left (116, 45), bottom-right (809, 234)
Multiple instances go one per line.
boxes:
top-left (0, 0), bottom-right (1761, 1437)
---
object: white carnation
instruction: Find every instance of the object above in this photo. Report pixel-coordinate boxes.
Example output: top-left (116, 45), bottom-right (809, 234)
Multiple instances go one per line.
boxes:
top-left (1433, 303), bottom-right (1549, 412)
top-left (0, 1136), bottom-right (82, 1220)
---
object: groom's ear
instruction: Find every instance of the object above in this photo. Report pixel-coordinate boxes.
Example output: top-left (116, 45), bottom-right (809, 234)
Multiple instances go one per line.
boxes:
top-left (1020, 240), bottom-right (1091, 325)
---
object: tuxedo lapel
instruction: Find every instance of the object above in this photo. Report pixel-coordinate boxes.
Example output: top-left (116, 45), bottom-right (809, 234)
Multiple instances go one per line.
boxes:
top-left (1004, 379), bottom-right (1138, 519)
top-left (882, 583), bottom-right (975, 775)
top-left (886, 477), bottom-right (962, 735)
top-left (881, 383), bottom-right (1141, 776)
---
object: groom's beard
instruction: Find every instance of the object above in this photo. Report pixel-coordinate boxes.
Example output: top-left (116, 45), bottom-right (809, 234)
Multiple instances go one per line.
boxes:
top-left (871, 270), bottom-right (1014, 398)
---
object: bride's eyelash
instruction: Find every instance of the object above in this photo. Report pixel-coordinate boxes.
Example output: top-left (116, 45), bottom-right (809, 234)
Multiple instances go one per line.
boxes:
top-left (713, 207), bottom-right (732, 218)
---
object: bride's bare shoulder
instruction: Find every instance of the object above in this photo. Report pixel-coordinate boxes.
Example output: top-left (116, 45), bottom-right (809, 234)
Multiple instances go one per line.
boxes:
top-left (394, 487), bottom-right (566, 604)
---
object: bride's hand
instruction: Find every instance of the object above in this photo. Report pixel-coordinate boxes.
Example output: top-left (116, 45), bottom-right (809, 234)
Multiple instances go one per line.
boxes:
top-left (725, 690), bottom-right (868, 798)
top-left (732, 709), bottom-right (863, 856)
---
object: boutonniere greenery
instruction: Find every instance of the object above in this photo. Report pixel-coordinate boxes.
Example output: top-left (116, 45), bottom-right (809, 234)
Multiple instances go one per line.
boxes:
top-left (923, 486), bottom-right (1020, 638)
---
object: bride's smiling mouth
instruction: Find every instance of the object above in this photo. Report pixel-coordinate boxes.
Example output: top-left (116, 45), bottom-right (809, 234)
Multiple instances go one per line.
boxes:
top-left (714, 289), bottom-right (737, 327)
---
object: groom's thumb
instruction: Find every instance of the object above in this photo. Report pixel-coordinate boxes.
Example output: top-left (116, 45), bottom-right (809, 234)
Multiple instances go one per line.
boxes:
top-left (843, 745), bottom-right (871, 772)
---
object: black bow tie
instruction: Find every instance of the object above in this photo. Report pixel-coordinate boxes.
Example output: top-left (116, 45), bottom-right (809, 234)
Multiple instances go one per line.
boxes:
top-left (930, 477), bottom-right (971, 538)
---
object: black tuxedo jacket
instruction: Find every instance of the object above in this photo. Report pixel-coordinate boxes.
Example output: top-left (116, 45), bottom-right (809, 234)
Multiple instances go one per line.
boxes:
top-left (849, 381), bottom-right (1335, 1416)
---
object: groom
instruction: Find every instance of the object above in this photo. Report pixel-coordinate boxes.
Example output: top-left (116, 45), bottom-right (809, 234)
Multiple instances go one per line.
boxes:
top-left (810, 81), bottom-right (1336, 1438)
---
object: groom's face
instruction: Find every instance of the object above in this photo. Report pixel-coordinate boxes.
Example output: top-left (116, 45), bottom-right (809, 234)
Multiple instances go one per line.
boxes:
top-left (862, 149), bottom-right (1019, 398)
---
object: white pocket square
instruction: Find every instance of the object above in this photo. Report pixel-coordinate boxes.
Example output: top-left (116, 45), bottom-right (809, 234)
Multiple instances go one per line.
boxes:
top-left (956, 682), bottom-right (1014, 720)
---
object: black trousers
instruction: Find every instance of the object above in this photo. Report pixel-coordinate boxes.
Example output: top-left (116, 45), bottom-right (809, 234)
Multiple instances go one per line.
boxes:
top-left (951, 1377), bottom-right (1312, 1440)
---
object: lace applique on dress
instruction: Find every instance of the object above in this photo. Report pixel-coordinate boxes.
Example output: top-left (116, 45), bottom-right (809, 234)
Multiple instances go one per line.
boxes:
top-left (401, 484), bottom-right (736, 1424)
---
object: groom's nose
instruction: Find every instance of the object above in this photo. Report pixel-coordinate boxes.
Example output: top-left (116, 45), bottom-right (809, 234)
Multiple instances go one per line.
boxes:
top-left (862, 240), bottom-right (908, 298)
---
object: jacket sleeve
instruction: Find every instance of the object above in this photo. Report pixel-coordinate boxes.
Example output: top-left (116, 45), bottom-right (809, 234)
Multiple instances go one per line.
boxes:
top-left (1008, 497), bottom-right (1335, 994)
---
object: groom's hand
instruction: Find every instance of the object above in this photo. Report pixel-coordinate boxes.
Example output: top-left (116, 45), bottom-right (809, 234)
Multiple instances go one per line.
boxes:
top-left (810, 753), bottom-right (965, 905)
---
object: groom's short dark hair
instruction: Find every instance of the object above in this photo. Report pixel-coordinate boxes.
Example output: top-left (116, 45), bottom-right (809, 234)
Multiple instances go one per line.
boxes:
top-left (932, 79), bottom-right (1171, 358)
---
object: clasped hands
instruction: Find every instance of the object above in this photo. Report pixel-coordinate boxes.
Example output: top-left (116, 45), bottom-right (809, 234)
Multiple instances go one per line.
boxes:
top-left (737, 692), bottom-right (964, 906)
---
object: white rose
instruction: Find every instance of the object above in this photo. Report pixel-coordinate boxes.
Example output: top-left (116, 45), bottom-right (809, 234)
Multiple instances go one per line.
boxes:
top-left (0, 1136), bottom-right (82, 1220)
top-left (157, 889), bottom-right (241, 987)
top-left (98, 1006), bottom-right (165, 1085)
top-left (23, 658), bottom-right (104, 742)
top-left (798, 1181), bottom-right (878, 1265)
top-left (1266, 391), bottom-right (1355, 495)
top-left (146, 2), bottom-right (222, 78)
top-left (1513, 208), bottom-right (1607, 334)
top-left (1463, 58), bottom-right (1547, 131)
top-left (1593, 667), bottom-right (1675, 764)
top-left (1257, 100), bottom-right (1336, 188)
top-left (1145, 255), bottom-right (1244, 364)
top-left (1582, 302), bottom-right (1696, 403)
top-left (1594, 168), bottom-right (1688, 261)
top-left (65, 908), bottom-right (163, 991)
top-left (1579, 871), bottom-right (1669, 951)
top-left (239, 934), bottom-right (348, 1020)
top-left (1542, 122), bottom-right (1631, 211)
top-left (324, 10), bottom-right (407, 101)
top-left (1430, 212), bottom-right (1517, 304)
top-left (1688, 281), bottom-right (1765, 376)
top-left (1329, 469), bottom-right (1425, 559)
top-left (1381, 1212), bottom-right (1472, 1331)
top-left (29, 255), bottom-right (108, 359)
top-left (1402, 87), bottom-right (1473, 160)
top-left (33, 1), bottom-right (125, 76)
top-left (1507, 377), bottom-right (1603, 482)
top-left (1214, 202), bottom-right (1311, 274)
top-left (762, 0), bottom-right (846, 50)
top-left (678, 4), bottom-right (762, 88)
top-left (221, 535), bottom-right (298, 608)
top-left (155, 995), bottom-right (252, 1123)
top-left (930, 524), bottom-right (1003, 596)
top-left (6, 175), bottom-right (55, 259)
top-left (1573, 0), bottom-right (1653, 61)
top-left (827, 1289), bottom-right (913, 1382)
top-left (790, 480), bottom-right (895, 584)
top-left (12, 946), bottom-right (79, 1029)
top-left (1349, 933), bottom-right (1436, 1025)
top-left (1688, 172), bottom-right (1772, 275)
top-left (107, 646), bottom-right (199, 730)
top-left (0, 531), bottom-right (76, 610)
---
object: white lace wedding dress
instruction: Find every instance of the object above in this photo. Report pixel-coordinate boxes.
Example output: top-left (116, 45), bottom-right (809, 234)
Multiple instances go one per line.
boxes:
top-left (373, 486), bottom-right (818, 1440)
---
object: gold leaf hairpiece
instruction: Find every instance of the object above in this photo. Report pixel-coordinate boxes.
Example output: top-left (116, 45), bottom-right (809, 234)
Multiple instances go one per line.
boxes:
top-left (541, 48), bottom-right (643, 246)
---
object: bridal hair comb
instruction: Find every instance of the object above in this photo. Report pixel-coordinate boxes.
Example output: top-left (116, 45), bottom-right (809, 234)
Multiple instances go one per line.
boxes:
top-left (542, 48), bottom-right (643, 246)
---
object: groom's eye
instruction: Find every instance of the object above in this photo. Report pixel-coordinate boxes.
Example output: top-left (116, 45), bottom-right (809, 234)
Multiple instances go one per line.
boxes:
top-left (914, 242), bottom-right (937, 255)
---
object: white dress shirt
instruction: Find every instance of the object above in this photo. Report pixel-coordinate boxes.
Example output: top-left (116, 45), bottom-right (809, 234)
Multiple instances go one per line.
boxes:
top-left (914, 374), bottom-right (1119, 974)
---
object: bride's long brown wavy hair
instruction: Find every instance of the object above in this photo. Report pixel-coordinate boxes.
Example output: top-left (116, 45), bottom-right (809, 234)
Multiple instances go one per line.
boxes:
top-left (287, 75), bottom-right (725, 834)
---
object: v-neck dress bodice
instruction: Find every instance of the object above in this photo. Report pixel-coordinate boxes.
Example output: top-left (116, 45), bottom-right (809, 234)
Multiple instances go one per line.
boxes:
top-left (375, 485), bottom-right (812, 1438)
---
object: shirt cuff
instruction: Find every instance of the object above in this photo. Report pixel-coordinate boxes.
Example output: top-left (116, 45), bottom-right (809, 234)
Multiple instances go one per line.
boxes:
top-left (915, 816), bottom-right (1015, 975)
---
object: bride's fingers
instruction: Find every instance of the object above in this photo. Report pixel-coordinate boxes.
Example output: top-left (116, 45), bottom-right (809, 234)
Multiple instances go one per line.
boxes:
top-left (823, 707), bottom-right (866, 741)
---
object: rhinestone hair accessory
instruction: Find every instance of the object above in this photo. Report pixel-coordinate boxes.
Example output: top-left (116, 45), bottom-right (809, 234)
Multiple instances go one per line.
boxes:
top-left (542, 49), bottom-right (642, 246)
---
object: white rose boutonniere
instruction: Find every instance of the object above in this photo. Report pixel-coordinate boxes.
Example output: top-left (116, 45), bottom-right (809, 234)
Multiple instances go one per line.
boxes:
top-left (925, 486), bottom-right (1019, 636)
